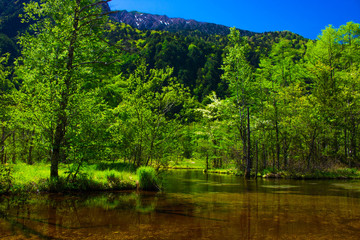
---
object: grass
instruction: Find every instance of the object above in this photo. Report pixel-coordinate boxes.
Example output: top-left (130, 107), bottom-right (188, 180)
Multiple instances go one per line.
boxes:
top-left (168, 158), bottom-right (205, 169)
top-left (136, 166), bottom-right (160, 191)
top-left (167, 158), bottom-right (360, 179)
top-left (205, 168), bottom-right (237, 175)
top-left (3, 159), bottom-right (359, 195)
top-left (2, 161), bottom-right (138, 194)
top-left (259, 167), bottom-right (360, 179)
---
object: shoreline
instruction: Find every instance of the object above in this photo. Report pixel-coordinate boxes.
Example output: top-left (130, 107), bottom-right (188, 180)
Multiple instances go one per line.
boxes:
top-left (1, 163), bottom-right (360, 196)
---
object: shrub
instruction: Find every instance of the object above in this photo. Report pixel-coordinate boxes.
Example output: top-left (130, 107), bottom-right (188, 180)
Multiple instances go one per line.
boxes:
top-left (136, 166), bottom-right (160, 191)
top-left (0, 164), bottom-right (13, 194)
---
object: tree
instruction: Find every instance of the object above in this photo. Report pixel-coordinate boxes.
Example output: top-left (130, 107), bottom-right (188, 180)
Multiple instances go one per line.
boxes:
top-left (290, 22), bottom-right (360, 168)
top-left (110, 63), bottom-right (189, 167)
top-left (0, 54), bottom-right (13, 164)
top-left (15, 0), bottom-right (116, 178)
top-left (256, 38), bottom-right (305, 170)
top-left (196, 92), bottom-right (235, 169)
top-left (221, 28), bottom-right (255, 177)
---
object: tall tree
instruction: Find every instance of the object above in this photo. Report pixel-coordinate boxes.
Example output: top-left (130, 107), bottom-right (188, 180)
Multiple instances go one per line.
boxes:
top-left (15, 0), bottom-right (116, 178)
top-left (221, 28), bottom-right (254, 177)
top-left (256, 38), bottom-right (305, 169)
top-left (0, 54), bottom-right (13, 164)
top-left (110, 63), bottom-right (189, 167)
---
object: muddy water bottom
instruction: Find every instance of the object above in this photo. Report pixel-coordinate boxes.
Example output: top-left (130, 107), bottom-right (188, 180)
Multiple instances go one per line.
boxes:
top-left (1, 171), bottom-right (360, 239)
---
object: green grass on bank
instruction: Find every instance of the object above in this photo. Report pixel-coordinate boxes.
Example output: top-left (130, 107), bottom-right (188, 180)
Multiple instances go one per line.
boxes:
top-left (169, 158), bottom-right (360, 179)
top-left (1, 162), bottom-right (139, 194)
top-left (136, 166), bottom-right (161, 191)
top-left (168, 158), bottom-right (205, 169)
top-left (2, 159), bottom-right (360, 195)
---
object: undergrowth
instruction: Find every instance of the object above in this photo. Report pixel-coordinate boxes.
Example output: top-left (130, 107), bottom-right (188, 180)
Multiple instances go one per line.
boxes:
top-left (2, 162), bottom-right (138, 194)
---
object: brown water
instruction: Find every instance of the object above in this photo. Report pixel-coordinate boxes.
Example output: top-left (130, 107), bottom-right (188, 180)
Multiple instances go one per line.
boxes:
top-left (1, 170), bottom-right (360, 239)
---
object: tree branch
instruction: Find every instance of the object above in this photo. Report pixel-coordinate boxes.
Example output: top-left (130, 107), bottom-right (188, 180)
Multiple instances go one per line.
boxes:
top-left (79, 0), bottom-right (112, 14)
top-left (73, 59), bottom-right (122, 68)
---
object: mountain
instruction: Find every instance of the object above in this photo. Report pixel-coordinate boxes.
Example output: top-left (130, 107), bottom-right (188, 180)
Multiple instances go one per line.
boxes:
top-left (110, 10), bottom-right (256, 37)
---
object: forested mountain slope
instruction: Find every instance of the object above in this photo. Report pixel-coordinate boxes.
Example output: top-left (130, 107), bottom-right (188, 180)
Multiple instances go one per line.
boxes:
top-left (0, 0), bottom-right (305, 78)
top-left (110, 10), bottom-right (255, 37)
top-left (0, 0), bottom-right (31, 58)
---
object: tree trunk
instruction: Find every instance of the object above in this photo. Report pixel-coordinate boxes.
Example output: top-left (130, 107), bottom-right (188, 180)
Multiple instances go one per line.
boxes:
top-left (274, 100), bottom-right (280, 170)
top-left (245, 107), bottom-right (251, 178)
top-left (0, 126), bottom-right (4, 164)
top-left (255, 140), bottom-right (258, 179)
top-left (283, 135), bottom-right (289, 169)
top-left (27, 128), bottom-right (35, 165)
top-left (50, 1), bottom-right (80, 179)
top-left (206, 153), bottom-right (209, 171)
top-left (350, 118), bottom-right (357, 167)
top-left (262, 143), bottom-right (267, 170)
top-left (51, 116), bottom-right (65, 179)
top-left (344, 126), bottom-right (348, 163)
top-left (307, 128), bottom-right (317, 171)
top-left (12, 131), bottom-right (16, 164)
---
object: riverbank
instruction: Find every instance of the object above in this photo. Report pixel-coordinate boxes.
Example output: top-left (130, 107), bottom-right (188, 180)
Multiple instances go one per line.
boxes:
top-left (169, 159), bottom-right (360, 179)
top-left (0, 162), bottom-right (139, 195)
top-left (209, 168), bottom-right (360, 179)
top-left (2, 159), bottom-right (360, 195)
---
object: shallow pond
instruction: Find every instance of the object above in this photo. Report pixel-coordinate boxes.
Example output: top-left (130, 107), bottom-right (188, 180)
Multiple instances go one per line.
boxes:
top-left (1, 170), bottom-right (360, 239)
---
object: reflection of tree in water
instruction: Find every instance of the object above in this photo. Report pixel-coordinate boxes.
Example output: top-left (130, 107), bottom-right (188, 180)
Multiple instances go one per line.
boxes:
top-left (0, 194), bottom-right (58, 239)
top-left (1, 191), bottom-right (227, 239)
top-left (0, 192), bottom-right (157, 239)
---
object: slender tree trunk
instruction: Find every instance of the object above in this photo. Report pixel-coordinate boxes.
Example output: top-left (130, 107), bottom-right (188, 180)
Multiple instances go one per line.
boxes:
top-left (51, 117), bottom-right (65, 178)
top-left (242, 127), bottom-right (247, 170)
top-left (255, 140), bottom-right (258, 179)
top-left (350, 118), bottom-right (357, 167)
top-left (245, 107), bottom-right (251, 178)
top-left (262, 131), bottom-right (267, 170)
top-left (12, 132), bottom-right (16, 164)
top-left (344, 112), bottom-right (348, 162)
top-left (28, 128), bottom-right (35, 165)
top-left (51, 2), bottom-right (80, 179)
top-left (206, 153), bottom-right (209, 171)
top-left (283, 135), bottom-right (289, 169)
top-left (274, 100), bottom-right (280, 170)
top-left (262, 143), bottom-right (267, 170)
top-left (307, 128), bottom-right (317, 171)
top-left (1, 126), bottom-right (5, 164)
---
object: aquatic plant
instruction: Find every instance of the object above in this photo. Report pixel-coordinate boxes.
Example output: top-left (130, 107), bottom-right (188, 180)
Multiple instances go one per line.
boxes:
top-left (136, 166), bottom-right (161, 191)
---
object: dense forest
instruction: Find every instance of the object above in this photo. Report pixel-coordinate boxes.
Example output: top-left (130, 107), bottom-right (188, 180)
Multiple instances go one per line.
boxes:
top-left (1, 0), bottom-right (359, 184)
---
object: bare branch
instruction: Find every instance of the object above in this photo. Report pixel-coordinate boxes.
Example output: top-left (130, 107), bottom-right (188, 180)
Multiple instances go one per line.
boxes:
top-left (80, 10), bottom-right (119, 21)
top-left (79, 0), bottom-right (111, 14)
top-left (73, 59), bottom-right (122, 68)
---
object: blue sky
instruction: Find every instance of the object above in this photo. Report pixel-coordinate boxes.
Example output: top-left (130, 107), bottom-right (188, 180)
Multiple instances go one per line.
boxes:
top-left (108, 0), bottom-right (360, 39)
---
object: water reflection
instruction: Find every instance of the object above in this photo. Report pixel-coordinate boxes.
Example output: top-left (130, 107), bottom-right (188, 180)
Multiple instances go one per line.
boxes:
top-left (1, 171), bottom-right (360, 239)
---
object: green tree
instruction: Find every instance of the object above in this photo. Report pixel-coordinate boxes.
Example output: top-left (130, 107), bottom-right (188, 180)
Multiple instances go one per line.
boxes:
top-left (256, 38), bottom-right (305, 170)
top-left (0, 54), bottom-right (13, 164)
top-left (196, 92), bottom-right (234, 169)
top-left (15, 0), bottom-right (116, 178)
top-left (221, 28), bottom-right (255, 177)
top-left (110, 63), bottom-right (189, 167)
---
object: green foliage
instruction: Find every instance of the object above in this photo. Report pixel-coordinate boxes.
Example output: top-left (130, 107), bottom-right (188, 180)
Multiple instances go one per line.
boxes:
top-left (7, 162), bottom-right (137, 193)
top-left (0, 164), bottom-right (13, 194)
top-left (14, 0), bottom-right (120, 178)
top-left (136, 166), bottom-right (160, 191)
top-left (109, 62), bottom-right (190, 167)
top-left (95, 162), bottom-right (137, 172)
top-left (0, 0), bottom-right (359, 193)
